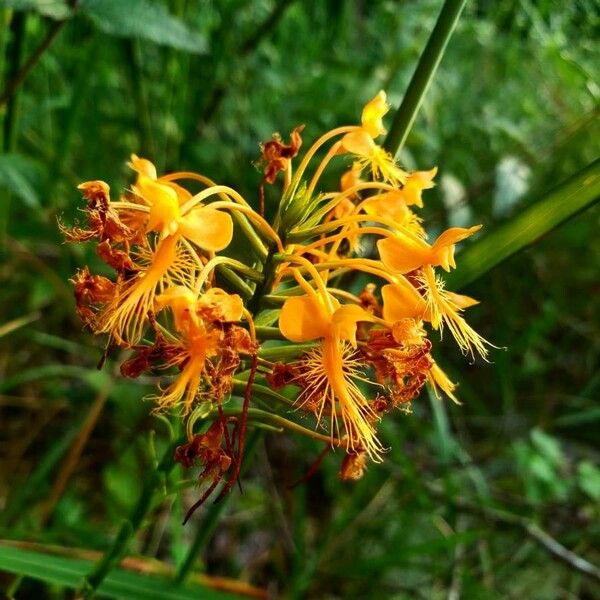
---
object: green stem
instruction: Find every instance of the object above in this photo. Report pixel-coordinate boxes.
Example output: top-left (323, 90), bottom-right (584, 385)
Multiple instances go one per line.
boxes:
top-left (258, 343), bottom-right (316, 361)
top-left (255, 326), bottom-right (286, 340)
top-left (383, 0), bottom-right (468, 157)
top-left (232, 207), bottom-right (269, 261)
top-left (232, 380), bottom-right (295, 408)
top-left (0, 6), bottom-right (75, 108)
top-left (215, 264), bottom-right (254, 299)
top-left (207, 406), bottom-right (336, 445)
top-left (0, 11), bottom-right (26, 244)
top-left (79, 442), bottom-right (178, 597)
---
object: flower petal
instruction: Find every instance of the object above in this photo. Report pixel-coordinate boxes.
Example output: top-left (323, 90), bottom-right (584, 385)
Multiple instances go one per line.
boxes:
top-left (129, 154), bottom-right (157, 180)
top-left (381, 282), bottom-right (426, 321)
top-left (377, 235), bottom-right (431, 274)
top-left (361, 90), bottom-right (389, 138)
top-left (431, 225), bottom-right (481, 271)
top-left (279, 294), bottom-right (331, 342)
top-left (141, 180), bottom-right (181, 236)
top-left (199, 288), bottom-right (244, 321)
top-left (340, 130), bottom-right (376, 157)
top-left (332, 304), bottom-right (374, 346)
top-left (179, 207), bottom-right (234, 251)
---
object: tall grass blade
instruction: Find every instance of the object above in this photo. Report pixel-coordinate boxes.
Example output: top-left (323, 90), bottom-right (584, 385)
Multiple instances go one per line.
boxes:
top-left (0, 543), bottom-right (241, 599)
top-left (447, 158), bottom-right (600, 289)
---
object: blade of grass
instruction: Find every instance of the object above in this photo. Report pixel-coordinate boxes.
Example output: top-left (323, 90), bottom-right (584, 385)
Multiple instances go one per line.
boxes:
top-left (0, 543), bottom-right (243, 600)
top-left (446, 158), bottom-right (600, 289)
top-left (383, 0), bottom-right (468, 157)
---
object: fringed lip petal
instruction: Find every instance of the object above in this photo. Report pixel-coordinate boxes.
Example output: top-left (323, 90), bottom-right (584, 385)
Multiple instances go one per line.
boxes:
top-left (178, 207), bottom-right (234, 252)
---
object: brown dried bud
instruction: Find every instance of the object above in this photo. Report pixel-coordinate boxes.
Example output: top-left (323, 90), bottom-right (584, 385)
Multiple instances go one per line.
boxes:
top-left (71, 267), bottom-right (115, 326)
top-left (96, 240), bottom-right (134, 271)
top-left (359, 283), bottom-right (380, 315)
top-left (260, 125), bottom-right (304, 184)
top-left (266, 362), bottom-right (299, 390)
top-left (339, 451), bottom-right (367, 481)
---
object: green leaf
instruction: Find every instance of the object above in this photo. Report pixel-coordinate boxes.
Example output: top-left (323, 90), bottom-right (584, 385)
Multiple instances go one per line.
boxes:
top-left (0, 544), bottom-right (241, 599)
top-left (446, 158), bottom-right (600, 289)
top-left (0, 0), bottom-right (73, 19)
top-left (0, 153), bottom-right (42, 208)
top-left (79, 0), bottom-right (207, 54)
top-left (578, 461), bottom-right (600, 502)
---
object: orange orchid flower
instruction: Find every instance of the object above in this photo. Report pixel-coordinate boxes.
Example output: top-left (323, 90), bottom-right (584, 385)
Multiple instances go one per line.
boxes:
top-left (279, 289), bottom-right (385, 459)
top-left (151, 286), bottom-right (244, 413)
top-left (377, 224), bottom-right (482, 274)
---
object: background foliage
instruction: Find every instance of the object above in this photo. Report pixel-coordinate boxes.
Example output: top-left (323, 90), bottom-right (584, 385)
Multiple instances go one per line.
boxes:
top-left (0, 1), bottom-right (599, 598)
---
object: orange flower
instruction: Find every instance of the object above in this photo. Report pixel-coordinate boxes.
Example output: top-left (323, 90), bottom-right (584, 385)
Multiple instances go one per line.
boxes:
top-left (339, 91), bottom-right (408, 186)
top-left (149, 286), bottom-right (246, 413)
top-left (279, 289), bottom-right (384, 459)
top-left (377, 225), bottom-right (481, 274)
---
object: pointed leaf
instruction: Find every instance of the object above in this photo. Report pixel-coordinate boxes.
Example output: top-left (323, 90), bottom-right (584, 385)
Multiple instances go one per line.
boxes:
top-left (446, 158), bottom-right (600, 289)
top-left (0, 544), bottom-right (242, 599)
top-left (79, 0), bottom-right (208, 54)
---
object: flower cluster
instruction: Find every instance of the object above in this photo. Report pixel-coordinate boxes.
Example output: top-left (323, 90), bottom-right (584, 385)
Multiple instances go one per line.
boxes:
top-left (62, 91), bottom-right (489, 516)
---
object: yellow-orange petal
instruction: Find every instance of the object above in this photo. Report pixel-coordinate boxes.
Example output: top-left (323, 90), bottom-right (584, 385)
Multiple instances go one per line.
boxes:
top-left (401, 167), bottom-right (438, 208)
top-left (141, 179), bottom-right (181, 236)
top-left (279, 294), bottom-right (331, 342)
top-left (178, 207), bottom-right (234, 252)
top-left (129, 154), bottom-right (157, 180)
top-left (155, 286), bottom-right (198, 333)
top-left (331, 304), bottom-right (374, 346)
top-left (199, 288), bottom-right (244, 321)
top-left (381, 281), bottom-right (427, 322)
top-left (445, 291), bottom-right (479, 310)
top-left (361, 90), bottom-right (389, 138)
top-left (431, 224), bottom-right (481, 271)
top-left (340, 161), bottom-right (363, 192)
top-left (340, 130), bottom-right (377, 157)
top-left (362, 191), bottom-right (409, 222)
top-left (377, 234), bottom-right (431, 274)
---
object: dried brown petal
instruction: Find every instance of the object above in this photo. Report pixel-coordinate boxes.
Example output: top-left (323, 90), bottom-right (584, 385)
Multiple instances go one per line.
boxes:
top-left (266, 362), bottom-right (299, 390)
top-left (339, 451), bottom-right (367, 481)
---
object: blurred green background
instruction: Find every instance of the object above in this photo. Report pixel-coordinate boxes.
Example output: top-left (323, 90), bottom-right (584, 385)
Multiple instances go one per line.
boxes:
top-left (0, 1), bottom-right (599, 598)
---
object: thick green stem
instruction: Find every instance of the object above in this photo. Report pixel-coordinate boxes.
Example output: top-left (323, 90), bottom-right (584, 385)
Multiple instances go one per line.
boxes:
top-left (383, 0), bottom-right (468, 157)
